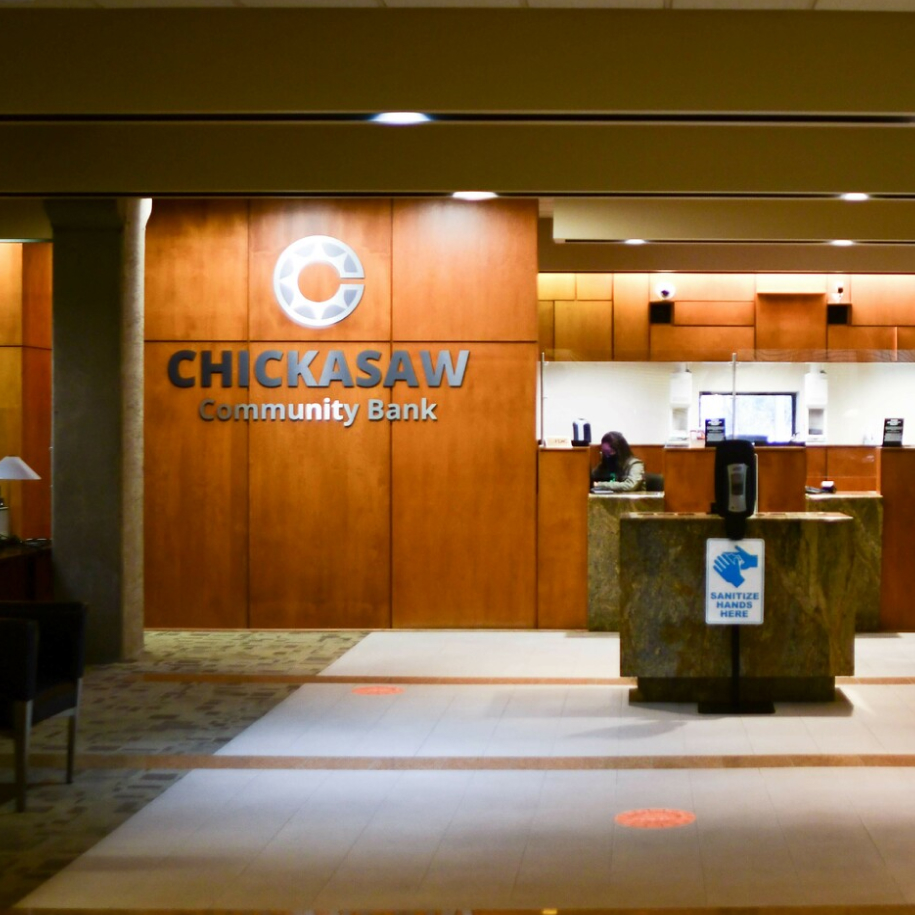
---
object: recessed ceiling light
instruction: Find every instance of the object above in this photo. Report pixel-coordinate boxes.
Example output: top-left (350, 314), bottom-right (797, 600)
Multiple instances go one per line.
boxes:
top-left (831, 239), bottom-right (855, 247)
top-left (370, 112), bottom-right (431, 126)
top-left (840, 192), bottom-right (870, 202)
top-left (452, 191), bottom-right (498, 201)
top-left (624, 238), bottom-right (647, 246)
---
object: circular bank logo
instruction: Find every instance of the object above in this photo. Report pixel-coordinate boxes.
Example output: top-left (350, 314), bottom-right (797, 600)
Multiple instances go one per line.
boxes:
top-left (273, 235), bottom-right (365, 329)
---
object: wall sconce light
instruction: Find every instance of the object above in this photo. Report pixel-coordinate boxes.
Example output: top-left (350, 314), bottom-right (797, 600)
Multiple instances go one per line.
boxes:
top-left (0, 455), bottom-right (41, 539)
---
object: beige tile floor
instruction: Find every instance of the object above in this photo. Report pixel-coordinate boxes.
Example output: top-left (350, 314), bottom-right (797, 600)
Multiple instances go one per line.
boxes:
top-left (9, 630), bottom-right (915, 914)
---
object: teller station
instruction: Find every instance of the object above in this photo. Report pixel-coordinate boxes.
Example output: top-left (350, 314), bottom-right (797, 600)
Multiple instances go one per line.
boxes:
top-left (538, 443), bottom-right (915, 704)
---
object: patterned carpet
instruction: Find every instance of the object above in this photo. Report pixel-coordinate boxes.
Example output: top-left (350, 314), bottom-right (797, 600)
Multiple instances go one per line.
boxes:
top-left (0, 629), bottom-right (366, 910)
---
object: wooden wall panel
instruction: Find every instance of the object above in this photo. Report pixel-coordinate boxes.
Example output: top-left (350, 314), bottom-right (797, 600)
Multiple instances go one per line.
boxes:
top-left (146, 200), bottom-right (249, 342)
top-left (393, 200), bottom-right (538, 342)
top-left (664, 448), bottom-right (715, 514)
top-left (650, 325), bottom-right (755, 362)
top-left (827, 325), bottom-right (896, 360)
top-left (21, 242), bottom-right (52, 350)
top-left (249, 199), bottom-right (392, 343)
top-left (665, 273), bottom-right (756, 302)
top-left (757, 274), bottom-right (827, 295)
top-left (806, 446), bottom-right (827, 487)
top-left (392, 343), bottom-right (537, 628)
top-left (0, 348), bottom-right (23, 531)
top-left (756, 447), bottom-right (806, 512)
top-left (144, 342), bottom-right (249, 628)
top-left (879, 447), bottom-right (915, 631)
top-left (20, 347), bottom-right (51, 538)
top-left (850, 275), bottom-right (915, 326)
top-left (0, 244), bottom-right (22, 346)
top-left (755, 293), bottom-right (827, 359)
top-left (575, 273), bottom-right (613, 300)
top-left (537, 449), bottom-right (589, 629)
top-left (613, 273), bottom-right (649, 361)
top-left (553, 299), bottom-right (612, 361)
top-left (898, 326), bottom-right (915, 360)
top-left (674, 300), bottom-right (755, 327)
top-left (826, 446), bottom-right (879, 491)
top-left (248, 343), bottom-right (392, 629)
top-left (537, 300), bottom-right (554, 355)
top-left (537, 272), bottom-right (575, 301)
top-left (637, 445), bottom-right (666, 476)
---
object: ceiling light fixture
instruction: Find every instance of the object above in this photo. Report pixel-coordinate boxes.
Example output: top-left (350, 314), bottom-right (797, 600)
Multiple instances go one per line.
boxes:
top-left (831, 239), bottom-right (855, 247)
top-left (452, 192), bottom-right (498, 201)
top-left (624, 238), bottom-right (647, 246)
top-left (370, 112), bottom-right (431, 126)
top-left (840, 192), bottom-right (870, 202)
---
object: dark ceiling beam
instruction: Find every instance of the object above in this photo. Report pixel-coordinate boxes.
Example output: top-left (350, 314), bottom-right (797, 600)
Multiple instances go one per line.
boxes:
top-left (1, 9), bottom-right (915, 118)
top-left (2, 121), bottom-right (915, 196)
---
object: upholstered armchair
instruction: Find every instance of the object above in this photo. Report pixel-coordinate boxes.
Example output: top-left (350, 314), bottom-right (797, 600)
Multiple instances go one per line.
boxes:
top-left (0, 602), bottom-right (88, 812)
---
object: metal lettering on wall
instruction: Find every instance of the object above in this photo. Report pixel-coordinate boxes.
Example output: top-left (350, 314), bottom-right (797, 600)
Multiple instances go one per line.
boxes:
top-left (164, 235), bottom-right (470, 425)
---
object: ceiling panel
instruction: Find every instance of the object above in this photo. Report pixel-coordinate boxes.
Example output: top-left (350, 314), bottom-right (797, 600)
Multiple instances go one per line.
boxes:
top-left (2, 0), bottom-right (915, 7)
top-left (674, 1), bottom-right (813, 8)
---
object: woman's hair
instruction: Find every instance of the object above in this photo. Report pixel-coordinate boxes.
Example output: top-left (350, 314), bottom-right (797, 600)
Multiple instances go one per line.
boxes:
top-left (601, 431), bottom-right (634, 464)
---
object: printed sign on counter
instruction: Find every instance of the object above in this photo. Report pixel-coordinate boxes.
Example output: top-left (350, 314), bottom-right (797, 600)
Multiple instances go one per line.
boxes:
top-left (704, 418), bottom-right (726, 446)
top-left (883, 418), bottom-right (904, 447)
top-left (705, 538), bottom-right (765, 625)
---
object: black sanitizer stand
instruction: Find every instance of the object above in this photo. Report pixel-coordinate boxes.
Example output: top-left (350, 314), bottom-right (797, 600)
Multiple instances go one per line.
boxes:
top-left (698, 625), bottom-right (774, 716)
top-left (699, 442), bottom-right (775, 716)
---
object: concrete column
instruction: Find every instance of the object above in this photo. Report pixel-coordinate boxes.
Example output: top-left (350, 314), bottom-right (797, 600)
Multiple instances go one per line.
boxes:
top-left (44, 198), bottom-right (151, 663)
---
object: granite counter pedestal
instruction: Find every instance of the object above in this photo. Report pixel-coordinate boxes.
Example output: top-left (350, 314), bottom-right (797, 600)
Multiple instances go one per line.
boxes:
top-left (588, 492), bottom-right (664, 631)
top-left (805, 491), bottom-right (882, 631)
top-left (620, 512), bottom-right (855, 704)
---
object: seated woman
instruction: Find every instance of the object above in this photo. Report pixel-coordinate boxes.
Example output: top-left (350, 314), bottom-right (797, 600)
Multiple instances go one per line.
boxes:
top-left (590, 431), bottom-right (646, 492)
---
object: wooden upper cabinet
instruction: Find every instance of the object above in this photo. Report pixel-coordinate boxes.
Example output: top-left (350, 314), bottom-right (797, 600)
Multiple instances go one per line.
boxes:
top-left (662, 273), bottom-right (756, 302)
top-left (21, 243), bottom-right (52, 350)
top-left (848, 275), bottom-right (915, 326)
top-left (146, 199), bottom-right (249, 342)
top-left (650, 325), bottom-right (754, 362)
top-left (755, 293), bottom-right (827, 360)
top-left (575, 273), bottom-right (613, 300)
top-left (756, 274), bottom-right (827, 295)
top-left (0, 243), bottom-right (22, 346)
top-left (674, 300), bottom-right (755, 326)
top-left (393, 199), bottom-right (538, 342)
top-left (897, 326), bottom-right (915, 360)
top-left (538, 300), bottom-right (555, 355)
top-left (537, 273), bottom-right (575, 300)
top-left (613, 273), bottom-right (650, 361)
top-left (554, 299), bottom-right (612, 361)
top-left (827, 325), bottom-right (896, 361)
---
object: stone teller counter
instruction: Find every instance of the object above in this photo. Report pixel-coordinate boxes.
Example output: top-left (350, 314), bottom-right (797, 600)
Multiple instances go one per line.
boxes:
top-left (539, 446), bottom-right (911, 646)
top-left (619, 512), bottom-right (856, 704)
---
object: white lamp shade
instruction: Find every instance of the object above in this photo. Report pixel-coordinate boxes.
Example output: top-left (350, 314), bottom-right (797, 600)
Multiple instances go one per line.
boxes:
top-left (0, 455), bottom-right (40, 480)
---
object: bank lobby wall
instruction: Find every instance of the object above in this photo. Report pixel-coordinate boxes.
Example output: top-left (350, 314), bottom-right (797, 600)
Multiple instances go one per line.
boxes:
top-left (143, 198), bottom-right (539, 630)
top-left (0, 242), bottom-right (52, 540)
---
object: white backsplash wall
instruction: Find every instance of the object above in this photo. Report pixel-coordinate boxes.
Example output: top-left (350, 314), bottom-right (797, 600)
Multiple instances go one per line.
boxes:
top-left (541, 361), bottom-right (915, 446)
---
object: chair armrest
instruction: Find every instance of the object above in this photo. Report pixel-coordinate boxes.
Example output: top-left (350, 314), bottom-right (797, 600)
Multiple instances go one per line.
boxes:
top-left (0, 602), bottom-right (88, 681)
top-left (0, 617), bottom-right (38, 701)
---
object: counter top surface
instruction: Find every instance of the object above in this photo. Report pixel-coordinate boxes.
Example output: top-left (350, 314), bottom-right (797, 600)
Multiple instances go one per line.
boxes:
top-left (807, 491), bottom-right (882, 500)
top-left (621, 511), bottom-right (852, 522)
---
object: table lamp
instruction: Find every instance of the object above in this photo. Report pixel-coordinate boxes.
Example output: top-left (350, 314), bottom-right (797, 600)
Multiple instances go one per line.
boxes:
top-left (0, 455), bottom-right (41, 539)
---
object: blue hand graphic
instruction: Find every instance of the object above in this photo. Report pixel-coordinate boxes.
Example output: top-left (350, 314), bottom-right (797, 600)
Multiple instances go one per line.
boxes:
top-left (714, 552), bottom-right (745, 587)
top-left (732, 544), bottom-right (758, 570)
top-left (713, 544), bottom-right (759, 588)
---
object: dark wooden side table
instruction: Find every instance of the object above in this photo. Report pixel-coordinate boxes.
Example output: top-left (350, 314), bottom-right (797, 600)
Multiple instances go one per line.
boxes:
top-left (0, 543), bottom-right (53, 600)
